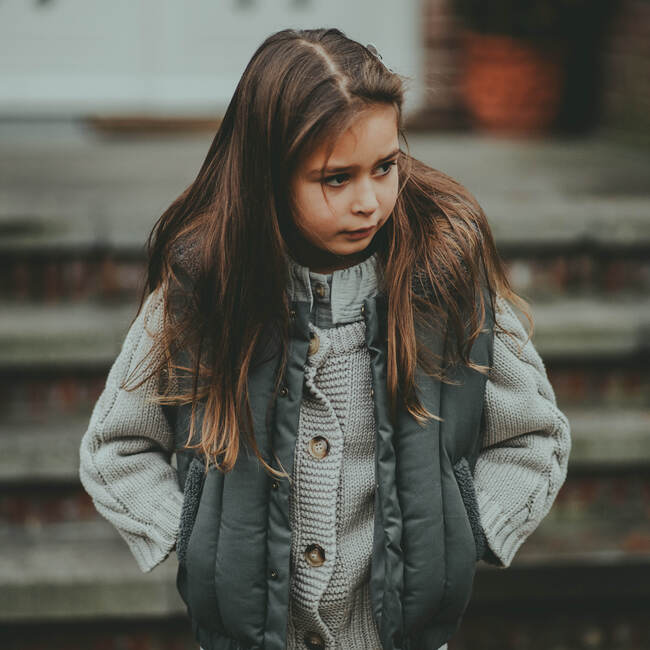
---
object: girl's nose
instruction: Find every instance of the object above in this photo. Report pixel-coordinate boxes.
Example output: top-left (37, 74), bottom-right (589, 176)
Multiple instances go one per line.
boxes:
top-left (352, 178), bottom-right (379, 214)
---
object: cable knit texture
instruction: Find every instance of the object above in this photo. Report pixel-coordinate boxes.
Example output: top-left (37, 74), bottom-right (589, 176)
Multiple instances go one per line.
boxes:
top-left (78, 290), bottom-right (184, 573)
top-left (475, 294), bottom-right (572, 567)
top-left (78, 247), bottom-right (571, 650)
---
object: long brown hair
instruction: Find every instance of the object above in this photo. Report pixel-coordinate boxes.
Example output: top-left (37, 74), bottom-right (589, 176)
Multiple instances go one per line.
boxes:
top-left (122, 27), bottom-right (533, 480)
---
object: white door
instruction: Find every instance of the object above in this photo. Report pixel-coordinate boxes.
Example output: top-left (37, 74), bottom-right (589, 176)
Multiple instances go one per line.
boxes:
top-left (0, 0), bottom-right (423, 117)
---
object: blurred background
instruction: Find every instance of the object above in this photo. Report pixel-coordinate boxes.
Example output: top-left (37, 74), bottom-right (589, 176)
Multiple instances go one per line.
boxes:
top-left (0, 0), bottom-right (649, 649)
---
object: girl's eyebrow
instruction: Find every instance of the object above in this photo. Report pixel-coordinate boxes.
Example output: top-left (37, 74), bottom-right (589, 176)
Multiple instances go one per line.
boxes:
top-left (312, 148), bottom-right (400, 175)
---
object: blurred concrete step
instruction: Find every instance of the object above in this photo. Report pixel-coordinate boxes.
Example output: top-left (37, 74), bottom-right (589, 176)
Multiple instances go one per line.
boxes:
top-left (0, 619), bottom-right (195, 650)
top-left (0, 300), bottom-right (136, 370)
top-left (2, 130), bottom-right (649, 255)
top-left (0, 362), bottom-right (644, 425)
top-left (0, 301), bottom-right (647, 421)
top-left (473, 557), bottom-right (650, 605)
top-left (515, 474), bottom-right (650, 561)
top-left (512, 296), bottom-right (650, 360)
top-left (546, 365), bottom-right (647, 410)
top-left (2, 128), bottom-right (649, 302)
top-left (476, 465), bottom-right (650, 604)
top-left (1, 465), bottom-right (647, 569)
top-left (0, 520), bottom-right (184, 622)
top-left (475, 499), bottom-right (650, 604)
top-left (0, 418), bottom-right (85, 484)
top-left (0, 407), bottom-right (648, 486)
top-left (0, 415), bottom-right (179, 485)
top-left (2, 248), bottom-right (649, 303)
top-left (0, 416), bottom-right (168, 486)
top-left (0, 370), bottom-right (105, 422)
top-left (0, 253), bottom-right (145, 303)
top-left (458, 605), bottom-right (648, 650)
top-left (1, 296), bottom-right (649, 371)
top-left (504, 253), bottom-right (650, 301)
top-left (0, 507), bottom-right (647, 623)
top-left (566, 407), bottom-right (650, 469)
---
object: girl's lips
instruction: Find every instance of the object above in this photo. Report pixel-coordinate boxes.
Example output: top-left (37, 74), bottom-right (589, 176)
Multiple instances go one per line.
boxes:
top-left (344, 225), bottom-right (375, 234)
top-left (343, 226), bottom-right (374, 239)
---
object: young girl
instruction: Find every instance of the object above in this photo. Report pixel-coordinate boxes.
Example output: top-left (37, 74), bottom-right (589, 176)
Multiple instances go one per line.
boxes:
top-left (79, 27), bottom-right (571, 650)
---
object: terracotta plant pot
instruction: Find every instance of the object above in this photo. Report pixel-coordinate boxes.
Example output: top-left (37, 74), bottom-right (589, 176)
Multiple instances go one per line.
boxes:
top-left (459, 29), bottom-right (567, 136)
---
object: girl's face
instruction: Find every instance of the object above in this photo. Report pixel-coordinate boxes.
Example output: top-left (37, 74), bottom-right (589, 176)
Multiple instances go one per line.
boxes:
top-left (289, 103), bottom-right (400, 273)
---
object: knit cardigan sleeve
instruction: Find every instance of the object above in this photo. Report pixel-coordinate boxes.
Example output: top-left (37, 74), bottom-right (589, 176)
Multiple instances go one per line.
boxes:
top-left (78, 286), bottom-right (184, 573)
top-left (475, 295), bottom-right (572, 568)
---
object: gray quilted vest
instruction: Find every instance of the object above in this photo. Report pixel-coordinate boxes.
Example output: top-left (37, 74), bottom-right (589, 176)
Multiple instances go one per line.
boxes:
top-left (163, 287), bottom-right (495, 650)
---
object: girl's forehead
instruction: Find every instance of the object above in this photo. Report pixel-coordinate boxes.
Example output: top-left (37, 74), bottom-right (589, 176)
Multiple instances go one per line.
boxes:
top-left (302, 105), bottom-right (399, 169)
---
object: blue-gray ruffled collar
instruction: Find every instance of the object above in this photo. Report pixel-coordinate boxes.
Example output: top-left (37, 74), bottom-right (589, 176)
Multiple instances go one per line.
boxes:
top-left (284, 249), bottom-right (381, 326)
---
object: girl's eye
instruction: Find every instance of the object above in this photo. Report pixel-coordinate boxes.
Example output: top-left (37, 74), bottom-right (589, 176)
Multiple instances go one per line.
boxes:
top-left (323, 160), bottom-right (397, 187)
top-left (325, 173), bottom-right (349, 187)
top-left (378, 160), bottom-right (397, 175)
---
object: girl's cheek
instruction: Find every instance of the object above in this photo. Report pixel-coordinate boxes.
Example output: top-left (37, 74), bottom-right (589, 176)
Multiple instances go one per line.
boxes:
top-left (380, 184), bottom-right (398, 210)
top-left (327, 193), bottom-right (347, 216)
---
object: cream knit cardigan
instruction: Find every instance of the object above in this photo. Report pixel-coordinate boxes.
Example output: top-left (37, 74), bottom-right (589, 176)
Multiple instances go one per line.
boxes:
top-left (79, 250), bottom-right (571, 649)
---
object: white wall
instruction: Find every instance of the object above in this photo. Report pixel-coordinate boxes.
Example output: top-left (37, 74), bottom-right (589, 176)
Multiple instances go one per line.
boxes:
top-left (0, 0), bottom-right (423, 118)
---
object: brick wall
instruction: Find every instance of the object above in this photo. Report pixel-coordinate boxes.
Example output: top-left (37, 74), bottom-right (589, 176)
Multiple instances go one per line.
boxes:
top-left (602, 0), bottom-right (650, 140)
top-left (413, 0), bottom-right (647, 136)
top-left (408, 0), bottom-right (468, 130)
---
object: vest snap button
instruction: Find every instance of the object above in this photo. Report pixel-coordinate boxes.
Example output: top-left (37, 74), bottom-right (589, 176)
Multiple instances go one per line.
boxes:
top-left (271, 481), bottom-right (279, 489)
top-left (270, 569), bottom-right (278, 579)
top-left (308, 331), bottom-right (320, 356)
top-left (308, 436), bottom-right (330, 460)
top-left (280, 385), bottom-right (288, 397)
top-left (370, 387), bottom-right (374, 397)
top-left (360, 304), bottom-right (365, 315)
top-left (289, 309), bottom-right (296, 319)
top-left (304, 543), bottom-right (326, 567)
top-left (313, 282), bottom-right (326, 299)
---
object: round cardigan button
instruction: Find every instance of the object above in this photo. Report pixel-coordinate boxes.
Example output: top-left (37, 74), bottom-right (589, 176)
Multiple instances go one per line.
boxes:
top-left (304, 543), bottom-right (326, 567)
top-left (308, 436), bottom-right (330, 460)
top-left (303, 632), bottom-right (324, 649)
top-left (308, 331), bottom-right (320, 356)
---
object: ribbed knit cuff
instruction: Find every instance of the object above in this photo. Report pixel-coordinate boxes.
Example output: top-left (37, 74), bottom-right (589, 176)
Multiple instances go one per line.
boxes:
top-left (128, 488), bottom-right (184, 573)
top-left (475, 485), bottom-right (527, 569)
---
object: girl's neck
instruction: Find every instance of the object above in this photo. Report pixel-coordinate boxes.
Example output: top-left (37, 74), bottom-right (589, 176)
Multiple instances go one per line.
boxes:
top-left (286, 231), bottom-right (378, 274)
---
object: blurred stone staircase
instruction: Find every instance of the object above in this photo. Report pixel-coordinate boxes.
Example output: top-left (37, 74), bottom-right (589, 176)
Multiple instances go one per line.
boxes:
top-left (0, 121), bottom-right (648, 650)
